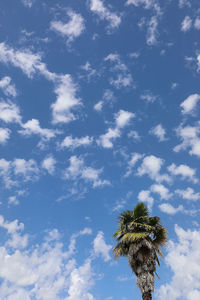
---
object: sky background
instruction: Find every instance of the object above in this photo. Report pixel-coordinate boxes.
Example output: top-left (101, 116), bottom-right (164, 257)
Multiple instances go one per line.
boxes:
top-left (0, 0), bottom-right (200, 299)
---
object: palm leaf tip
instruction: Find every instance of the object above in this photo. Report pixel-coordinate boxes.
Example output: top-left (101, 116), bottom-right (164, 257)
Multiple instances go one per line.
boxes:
top-left (133, 202), bottom-right (149, 219)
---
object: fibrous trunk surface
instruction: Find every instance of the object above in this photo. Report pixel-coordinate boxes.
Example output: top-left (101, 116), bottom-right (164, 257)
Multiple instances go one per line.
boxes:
top-left (142, 291), bottom-right (152, 300)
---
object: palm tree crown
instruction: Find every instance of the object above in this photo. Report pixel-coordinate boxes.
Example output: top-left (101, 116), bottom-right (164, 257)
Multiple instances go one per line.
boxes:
top-left (113, 202), bottom-right (167, 300)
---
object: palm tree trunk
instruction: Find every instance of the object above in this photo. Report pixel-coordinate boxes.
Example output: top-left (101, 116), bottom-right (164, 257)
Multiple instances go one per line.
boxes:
top-left (142, 291), bottom-right (152, 300)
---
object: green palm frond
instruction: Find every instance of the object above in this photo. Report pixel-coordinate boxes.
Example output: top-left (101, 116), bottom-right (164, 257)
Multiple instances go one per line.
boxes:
top-left (128, 221), bottom-right (155, 232)
top-left (153, 227), bottom-right (168, 247)
top-left (113, 242), bottom-right (129, 259)
top-left (133, 202), bottom-right (149, 219)
top-left (121, 232), bottom-right (149, 243)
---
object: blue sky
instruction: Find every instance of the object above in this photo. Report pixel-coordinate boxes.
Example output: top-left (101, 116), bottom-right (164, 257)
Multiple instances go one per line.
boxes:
top-left (0, 0), bottom-right (200, 299)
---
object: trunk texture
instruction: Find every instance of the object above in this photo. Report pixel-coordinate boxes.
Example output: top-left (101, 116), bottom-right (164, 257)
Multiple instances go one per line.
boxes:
top-left (142, 291), bottom-right (152, 300)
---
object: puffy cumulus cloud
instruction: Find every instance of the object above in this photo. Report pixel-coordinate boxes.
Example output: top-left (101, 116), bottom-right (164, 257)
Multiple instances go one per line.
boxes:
top-left (150, 124), bottom-right (167, 141)
top-left (0, 101), bottom-right (21, 124)
top-left (159, 203), bottom-right (184, 215)
top-left (97, 110), bottom-right (134, 148)
top-left (181, 16), bottom-right (192, 32)
top-left (104, 54), bottom-right (133, 89)
top-left (41, 155), bottom-right (56, 175)
top-left (89, 0), bottom-right (121, 32)
top-left (0, 42), bottom-right (50, 79)
top-left (124, 152), bottom-right (143, 177)
top-left (51, 75), bottom-right (82, 124)
top-left (19, 119), bottom-right (60, 147)
top-left (65, 156), bottom-right (110, 188)
top-left (0, 215), bottom-right (96, 300)
top-left (180, 94), bottom-right (200, 114)
top-left (168, 163), bottom-right (198, 183)
top-left (0, 157), bottom-right (40, 188)
top-left (0, 76), bottom-right (17, 97)
top-left (0, 128), bottom-right (11, 144)
top-left (137, 155), bottom-right (170, 183)
top-left (12, 158), bottom-right (39, 181)
top-left (150, 184), bottom-right (172, 200)
top-left (97, 127), bottom-right (120, 148)
top-left (126, 0), bottom-right (161, 14)
top-left (174, 124), bottom-right (200, 157)
top-left (128, 130), bottom-right (141, 141)
top-left (138, 190), bottom-right (154, 210)
top-left (94, 89), bottom-right (115, 112)
top-left (50, 10), bottom-right (85, 44)
top-left (92, 231), bottom-right (112, 262)
top-left (115, 110), bottom-right (135, 128)
top-left (157, 225), bottom-right (200, 300)
top-left (60, 135), bottom-right (93, 150)
top-left (175, 187), bottom-right (200, 201)
top-left (0, 43), bottom-right (82, 125)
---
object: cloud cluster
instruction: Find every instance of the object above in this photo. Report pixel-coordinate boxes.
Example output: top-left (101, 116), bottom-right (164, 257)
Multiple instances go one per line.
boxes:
top-left (89, 0), bottom-right (121, 32)
top-left (174, 124), bottom-right (200, 157)
top-left (104, 53), bottom-right (133, 89)
top-left (97, 110), bottom-right (134, 148)
top-left (157, 225), bottom-right (200, 299)
top-left (65, 156), bottom-right (110, 188)
top-left (51, 10), bottom-right (85, 44)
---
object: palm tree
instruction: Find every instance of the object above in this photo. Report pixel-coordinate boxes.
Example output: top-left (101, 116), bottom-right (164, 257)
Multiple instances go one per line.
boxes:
top-left (113, 202), bottom-right (167, 300)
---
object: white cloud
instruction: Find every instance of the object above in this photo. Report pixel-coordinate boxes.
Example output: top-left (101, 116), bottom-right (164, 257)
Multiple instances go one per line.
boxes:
top-left (115, 110), bottom-right (135, 128)
top-left (0, 42), bottom-right (47, 79)
top-left (94, 101), bottom-right (103, 111)
top-left (19, 119), bottom-right (59, 144)
top-left (125, 152), bottom-right (143, 177)
top-left (128, 130), bottom-right (141, 141)
top-left (41, 156), bottom-right (56, 175)
top-left (80, 62), bottom-right (97, 81)
top-left (168, 163), bottom-right (198, 183)
top-left (66, 156), bottom-right (110, 188)
top-left (89, 0), bottom-right (121, 32)
top-left (179, 0), bottom-right (191, 8)
top-left (194, 17), bottom-right (200, 30)
top-left (159, 203), bottom-right (184, 215)
top-left (137, 155), bottom-right (170, 183)
top-left (151, 184), bottom-right (172, 200)
top-left (21, 0), bottom-right (33, 8)
top-left (51, 75), bottom-right (82, 124)
top-left (174, 124), bottom-right (200, 157)
top-left (51, 10), bottom-right (85, 44)
top-left (97, 110), bottom-right (134, 148)
top-left (175, 187), bottom-right (200, 201)
top-left (140, 90), bottom-right (158, 102)
top-left (92, 231), bottom-right (112, 262)
top-left (60, 135), bottom-right (93, 149)
top-left (157, 225), bottom-right (200, 300)
top-left (181, 16), bottom-right (192, 32)
top-left (180, 94), bottom-right (200, 114)
top-left (138, 190), bottom-right (154, 210)
top-left (0, 76), bottom-right (17, 97)
top-left (97, 127), bottom-right (120, 148)
top-left (150, 124), bottom-right (166, 141)
top-left (0, 101), bottom-right (21, 123)
top-left (94, 89), bottom-right (115, 111)
top-left (0, 128), bottom-right (11, 144)
top-left (0, 215), bottom-right (96, 300)
top-left (0, 44), bottom-right (82, 126)
top-left (147, 16), bottom-right (159, 45)
top-left (104, 53), bottom-right (133, 89)
top-left (13, 158), bottom-right (39, 181)
top-left (126, 0), bottom-right (161, 13)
